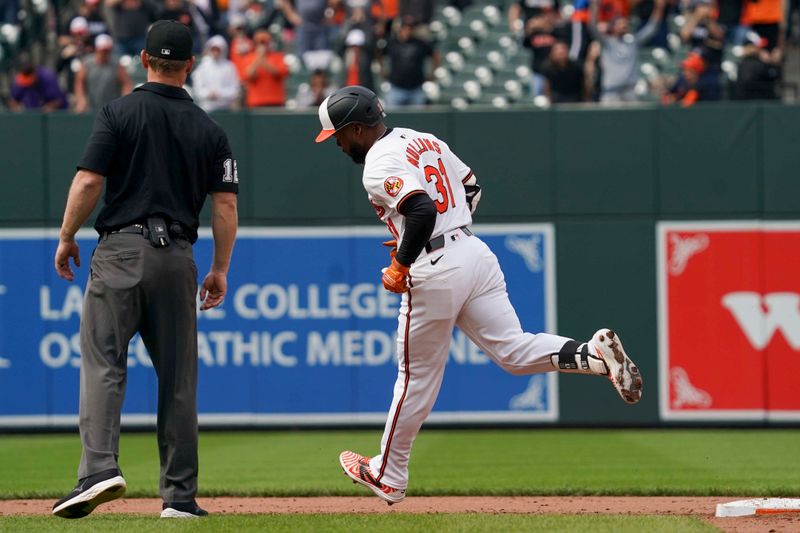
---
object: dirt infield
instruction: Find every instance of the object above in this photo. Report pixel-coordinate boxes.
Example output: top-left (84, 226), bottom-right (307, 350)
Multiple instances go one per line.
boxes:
top-left (2, 497), bottom-right (799, 532)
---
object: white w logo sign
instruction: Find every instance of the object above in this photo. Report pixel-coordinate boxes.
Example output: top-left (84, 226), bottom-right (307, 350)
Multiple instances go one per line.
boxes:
top-left (721, 292), bottom-right (800, 350)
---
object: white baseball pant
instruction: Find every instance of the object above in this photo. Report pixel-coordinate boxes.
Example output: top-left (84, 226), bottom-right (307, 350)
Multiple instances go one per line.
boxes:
top-left (368, 232), bottom-right (571, 489)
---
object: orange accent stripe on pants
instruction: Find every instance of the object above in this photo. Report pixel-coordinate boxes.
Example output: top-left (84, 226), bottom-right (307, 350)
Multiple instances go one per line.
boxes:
top-left (376, 278), bottom-right (412, 483)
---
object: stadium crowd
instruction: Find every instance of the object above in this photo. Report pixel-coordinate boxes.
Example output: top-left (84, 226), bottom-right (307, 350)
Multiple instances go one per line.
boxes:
top-left (0, 0), bottom-right (795, 111)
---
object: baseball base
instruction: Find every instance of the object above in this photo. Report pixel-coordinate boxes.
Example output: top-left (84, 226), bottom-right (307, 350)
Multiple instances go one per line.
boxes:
top-left (715, 498), bottom-right (800, 517)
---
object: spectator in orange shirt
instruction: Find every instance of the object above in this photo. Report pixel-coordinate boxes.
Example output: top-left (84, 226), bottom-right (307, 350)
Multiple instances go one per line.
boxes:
top-left (243, 29), bottom-right (289, 107)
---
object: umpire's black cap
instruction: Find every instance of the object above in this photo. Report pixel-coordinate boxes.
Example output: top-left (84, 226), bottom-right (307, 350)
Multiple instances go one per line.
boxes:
top-left (315, 86), bottom-right (386, 143)
top-left (145, 20), bottom-right (193, 61)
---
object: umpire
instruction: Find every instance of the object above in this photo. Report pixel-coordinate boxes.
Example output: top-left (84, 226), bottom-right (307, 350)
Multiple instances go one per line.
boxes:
top-left (52, 20), bottom-right (238, 519)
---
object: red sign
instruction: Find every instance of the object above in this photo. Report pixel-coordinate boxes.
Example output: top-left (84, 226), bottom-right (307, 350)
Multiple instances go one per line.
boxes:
top-left (658, 222), bottom-right (800, 421)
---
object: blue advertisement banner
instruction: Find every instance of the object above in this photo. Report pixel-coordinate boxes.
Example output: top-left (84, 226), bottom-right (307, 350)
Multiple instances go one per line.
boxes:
top-left (0, 225), bottom-right (557, 428)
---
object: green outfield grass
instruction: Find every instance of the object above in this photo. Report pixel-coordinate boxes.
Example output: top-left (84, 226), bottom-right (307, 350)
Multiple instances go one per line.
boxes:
top-left (0, 429), bottom-right (798, 499)
top-left (0, 514), bottom-right (715, 532)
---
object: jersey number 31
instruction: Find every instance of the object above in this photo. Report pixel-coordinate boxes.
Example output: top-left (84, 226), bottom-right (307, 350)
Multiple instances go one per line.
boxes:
top-left (424, 159), bottom-right (456, 214)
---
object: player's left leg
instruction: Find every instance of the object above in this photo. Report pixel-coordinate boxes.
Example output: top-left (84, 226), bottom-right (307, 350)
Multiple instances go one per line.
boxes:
top-left (455, 237), bottom-right (642, 404)
top-left (453, 237), bottom-right (570, 374)
top-left (538, 329), bottom-right (643, 404)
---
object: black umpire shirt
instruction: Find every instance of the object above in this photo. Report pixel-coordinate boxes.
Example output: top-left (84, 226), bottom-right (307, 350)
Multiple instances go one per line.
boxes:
top-left (78, 82), bottom-right (239, 243)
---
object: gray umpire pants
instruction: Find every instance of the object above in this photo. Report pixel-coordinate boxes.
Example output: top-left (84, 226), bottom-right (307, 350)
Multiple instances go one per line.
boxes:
top-left (77, 232), bottom-right (199, 503)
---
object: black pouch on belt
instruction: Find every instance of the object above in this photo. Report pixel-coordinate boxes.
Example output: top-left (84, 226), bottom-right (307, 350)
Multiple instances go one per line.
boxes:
top-left (147, 217), bottom-right (171, 247)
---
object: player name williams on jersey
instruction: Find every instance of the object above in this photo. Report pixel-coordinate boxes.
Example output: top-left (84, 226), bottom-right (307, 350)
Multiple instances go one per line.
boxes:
top-left (404, 136), bottom-right (442, 168)
top-left (363, 127), bottom-right (474, 245)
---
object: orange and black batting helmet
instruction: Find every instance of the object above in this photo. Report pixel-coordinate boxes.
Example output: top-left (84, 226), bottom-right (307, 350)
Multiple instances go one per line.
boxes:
top-left (315, 85), bottom-right (386, 143)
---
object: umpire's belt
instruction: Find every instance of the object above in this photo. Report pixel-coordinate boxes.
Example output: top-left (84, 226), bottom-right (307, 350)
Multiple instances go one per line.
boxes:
top-left (103, 224), bottom-right (187, 241)
top-left (424, 226), bottom-right (472, 254)
top-left (103, 224), bottom-right (149, 240)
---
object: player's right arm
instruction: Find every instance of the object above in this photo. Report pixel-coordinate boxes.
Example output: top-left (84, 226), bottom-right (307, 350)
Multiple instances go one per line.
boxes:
top-left (444, 144), bottom-right (482, 215)
top-left (463, 176), bottom-right (482, 215)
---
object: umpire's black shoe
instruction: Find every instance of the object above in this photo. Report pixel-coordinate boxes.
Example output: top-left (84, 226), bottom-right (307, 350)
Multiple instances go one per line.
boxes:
top-left (161, 500), bottom-right (209, 518)
top-left (52, 468), bottom-right (127, 518)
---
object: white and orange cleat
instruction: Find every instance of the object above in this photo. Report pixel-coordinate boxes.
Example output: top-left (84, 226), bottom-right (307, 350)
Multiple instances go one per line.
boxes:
top-left (339, 451), bottom-right (406, 505)
top-left (589, 328), bottom-right (643, 405)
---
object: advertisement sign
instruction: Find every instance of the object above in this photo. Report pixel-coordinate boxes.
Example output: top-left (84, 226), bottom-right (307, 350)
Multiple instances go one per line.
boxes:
top-left (658, 221), bottom-right (800, 421)
top-left (0, 225), bottom-right (557, 428)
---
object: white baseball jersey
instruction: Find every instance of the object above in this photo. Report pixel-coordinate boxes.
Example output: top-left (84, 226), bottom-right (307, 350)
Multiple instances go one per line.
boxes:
top-left (359, 126), bottom-right (575, 492)
top-left (362, 127), bottom-right (474, 248)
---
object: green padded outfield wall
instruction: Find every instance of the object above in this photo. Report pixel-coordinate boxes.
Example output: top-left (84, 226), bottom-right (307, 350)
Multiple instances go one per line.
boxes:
top-left (1, 103), bottom-right (797, 426)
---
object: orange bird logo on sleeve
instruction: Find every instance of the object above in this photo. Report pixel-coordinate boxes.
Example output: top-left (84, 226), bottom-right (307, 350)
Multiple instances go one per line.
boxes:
top-left (383, 176), bottom-right (404, 197)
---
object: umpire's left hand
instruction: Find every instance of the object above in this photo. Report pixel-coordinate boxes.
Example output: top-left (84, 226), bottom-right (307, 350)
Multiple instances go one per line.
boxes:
top-left (200, 271), bottom-right (227, 310)
top-left (55, 238), bottom-right (81, 282)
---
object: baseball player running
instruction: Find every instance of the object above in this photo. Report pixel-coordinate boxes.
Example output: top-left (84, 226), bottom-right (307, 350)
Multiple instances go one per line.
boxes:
top-left (315, 86), bottom-right (642, 505)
